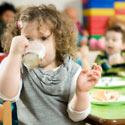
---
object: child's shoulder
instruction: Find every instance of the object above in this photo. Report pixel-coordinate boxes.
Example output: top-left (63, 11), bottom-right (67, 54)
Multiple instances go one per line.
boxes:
top-left (63, 56), bottom-right (81, 75)
top-left (65, 56), bottom-right (81, 67)
top-left (95, 51), bottom-right (108, 64)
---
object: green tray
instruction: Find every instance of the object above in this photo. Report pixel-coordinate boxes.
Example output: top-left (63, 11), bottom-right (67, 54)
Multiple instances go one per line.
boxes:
top-left (90, 87), bottom-right (125, 119)
top-left (91, 100), bottom-right (125, 106)
top-left (91, 103), bottom-right (125, 119)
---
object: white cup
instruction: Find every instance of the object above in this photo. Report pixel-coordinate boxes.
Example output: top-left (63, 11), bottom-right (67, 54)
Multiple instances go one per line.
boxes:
top-left (22, 41), bottom-right (46, 69)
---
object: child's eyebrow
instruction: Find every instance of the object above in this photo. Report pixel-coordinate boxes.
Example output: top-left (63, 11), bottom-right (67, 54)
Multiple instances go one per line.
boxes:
top-left (40, 32), bottom-right (52, 37)
top-left (25, 35), bottom-right (33, 40)
top-left (40, 32), bottom-right (49, 36)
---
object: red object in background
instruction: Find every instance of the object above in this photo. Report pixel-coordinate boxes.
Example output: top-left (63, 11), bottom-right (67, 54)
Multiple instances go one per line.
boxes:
top-left (88, 23), bottom-right (106, 29)
top-left (0, 53), bottom-right (7, 62)
top-left (115, 9), bottom-right (125, 15)
top-left (86, 16), bottom-right (109, 22)
top-left (87, 17), bottom-right (109, 28)
top-left (87, 19), bottom-right (108, 27)
top-left (85, 16), bottom-right (109, 35)
top-left (88, 28), bottom-right (106, 35)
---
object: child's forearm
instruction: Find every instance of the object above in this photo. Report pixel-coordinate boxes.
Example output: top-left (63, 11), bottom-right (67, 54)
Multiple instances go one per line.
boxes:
top-left (0, 54), bottom-right (22, 99)
top-left (70, 92), bottom-right (90, 112)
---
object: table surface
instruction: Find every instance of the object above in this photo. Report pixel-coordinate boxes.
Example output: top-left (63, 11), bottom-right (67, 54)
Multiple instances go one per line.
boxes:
top-left (91, 87), bottom-right (125, 119)
top-left (87, 87), bottom-right (125, 124)
top-left (91, 103), bottom-right (125, 119)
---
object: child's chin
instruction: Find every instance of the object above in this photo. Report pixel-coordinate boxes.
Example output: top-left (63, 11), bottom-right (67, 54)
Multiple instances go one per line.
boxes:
top-left (106, 49), bottom-right (114, 55)
top-left (109, 52), bottom-right (115, 55)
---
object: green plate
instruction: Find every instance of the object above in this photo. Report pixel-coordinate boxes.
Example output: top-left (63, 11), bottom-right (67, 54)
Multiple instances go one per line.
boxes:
top-left (95, 77), bottom-right (125, 89)
top-left (91, 100), bottom-right (125, 106)
top-left (91, 104), bottom-right (125, 119)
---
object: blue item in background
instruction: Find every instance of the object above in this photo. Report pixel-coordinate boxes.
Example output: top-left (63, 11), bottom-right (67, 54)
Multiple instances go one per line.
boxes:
top-left (101, 61), bottom-right (111, 71)
top-left (115, 0), bottom-right (125, 1)
top-left (84, 3), bottom-right (114, 9)
top-left (83, 0), bottom-right (114, 8)
top-left (77, 34), bottom-right (87, 47)
top-left (76, 57), bottom-right (83, 67)
top-left (84, 0), bottom-right (114, 2)
top-left (12, 103), bottom-right (18, 125)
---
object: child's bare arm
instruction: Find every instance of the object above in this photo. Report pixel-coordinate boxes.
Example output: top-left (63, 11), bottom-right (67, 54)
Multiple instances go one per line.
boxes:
top-left (0, 36), bottom-right (29, 99)
top-left (68, 64), bottom-right (101, 121)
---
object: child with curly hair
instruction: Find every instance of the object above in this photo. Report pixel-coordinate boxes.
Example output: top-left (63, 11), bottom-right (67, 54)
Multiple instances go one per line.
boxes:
top-left (0, 5), bottom-right (101, 125)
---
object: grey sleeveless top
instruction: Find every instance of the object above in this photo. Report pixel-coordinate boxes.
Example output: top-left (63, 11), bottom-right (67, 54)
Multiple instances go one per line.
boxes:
top-left (17, 57), bottom-right (85, 125)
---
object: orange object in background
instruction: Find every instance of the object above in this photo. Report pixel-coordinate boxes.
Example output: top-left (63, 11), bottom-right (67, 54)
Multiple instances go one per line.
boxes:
top-left (114, 1), bottom-right (125, 21)
top-left (0, 101), bottom-right (12, 125)
top-left (115, 9), bottom-right (125, 15)
top-left (0, 54), bottom-right (12, 125)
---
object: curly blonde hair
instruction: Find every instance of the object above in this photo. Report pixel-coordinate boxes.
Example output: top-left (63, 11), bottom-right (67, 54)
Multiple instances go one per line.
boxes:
top-left (19, 4), bottom-right (78, 64)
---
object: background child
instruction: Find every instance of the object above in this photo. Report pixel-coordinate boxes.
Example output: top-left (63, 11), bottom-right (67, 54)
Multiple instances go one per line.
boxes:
top-left (0, 5), bottom-right (101, 125)
top-left (96, 25), bottom-right (125, 76)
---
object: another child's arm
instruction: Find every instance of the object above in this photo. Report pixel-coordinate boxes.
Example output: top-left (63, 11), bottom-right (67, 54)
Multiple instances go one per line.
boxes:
top-left (0, 36), bottom-right (29, 99)
top-left (67, 64), bottom-right (101, 121)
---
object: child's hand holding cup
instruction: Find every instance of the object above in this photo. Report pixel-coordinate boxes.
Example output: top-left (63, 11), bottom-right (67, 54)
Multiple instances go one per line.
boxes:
top-left (9, 35), bottom-right (29, 56)
top-left (10, 36), bottom-right (46, 69)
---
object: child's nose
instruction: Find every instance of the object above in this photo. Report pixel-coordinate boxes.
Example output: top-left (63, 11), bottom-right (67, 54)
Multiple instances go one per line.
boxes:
top-left (108, 40), bottom-right (114, 45)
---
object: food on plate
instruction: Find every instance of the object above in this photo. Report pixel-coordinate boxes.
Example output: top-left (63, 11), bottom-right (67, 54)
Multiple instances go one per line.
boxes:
top-left (92, 90), bottom-right (120, 102)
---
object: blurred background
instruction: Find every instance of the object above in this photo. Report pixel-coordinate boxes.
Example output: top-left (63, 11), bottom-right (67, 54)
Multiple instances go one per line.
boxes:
top-left (1, 0), bottom-right (125, 66)
top-left (0, 0), bottom-right (125, 124)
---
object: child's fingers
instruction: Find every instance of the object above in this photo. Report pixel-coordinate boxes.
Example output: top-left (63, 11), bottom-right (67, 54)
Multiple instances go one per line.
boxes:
top-left (88, 75), bottom-right (99, 82)
top-left (92, 63), bottom-right (97, 69)
top-left (92, 63), bottom-right (102, 72)
top-left (94, 70), bottom-right (101, 78)
top-left (87, 79), bottom-right (99, 87)
top-left (87, 72), bottom-right (100, 86)
top-left (87, 70), bottom-right (101, 78)
top-left (96, 65), bottom-right (102, 72)
top-left (87, 80), bottom-right (97, 87)
top-left (81, 69), bottom-right (89, 74)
